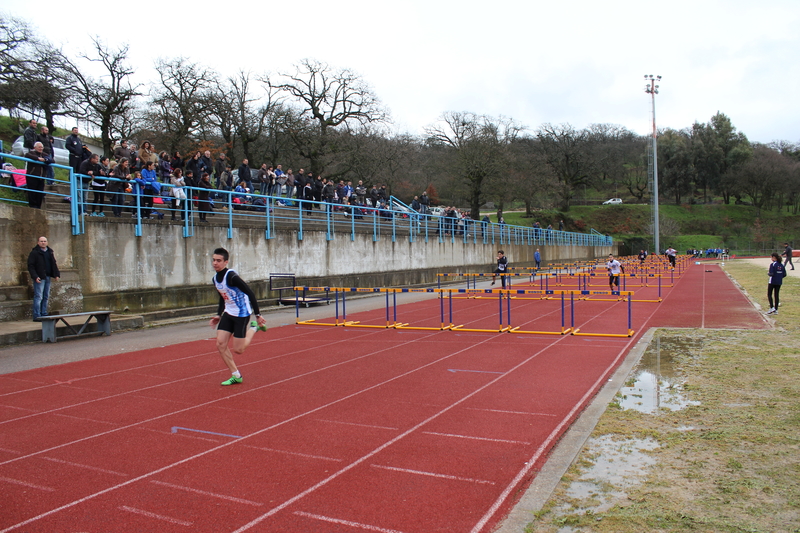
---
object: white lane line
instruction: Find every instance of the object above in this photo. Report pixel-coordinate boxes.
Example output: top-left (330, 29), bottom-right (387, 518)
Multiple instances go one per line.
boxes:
top-left (0, 325), bottom-right (328, 399)
top-left (118, 506), bottom-right (193, 526)
top-left (0, 447), bottom-right (22, 455)
top-left (469, 287), bottom-right (671, 533)
top-left (0, 331), bottom-right (448, 533)
top-left (316, 419), bottom-right (399, 431)
top-left (243, 445), bottom-right (342, 463)
top-left (0, 327), bottom-right (384, 428)
top-left (422, 431), bottom-right (530, 446)
top-left (0, 330), bottom-right (425, 468)
top-left (150, 480), bottom-right (263, 506)
top-left (39, 457), bottom-right (128, 477)
top-left (0, 404), bottom-right (38, 413)
top-left (371, 464), bottom-right (495, 485)
top-left (294, 511), bottom-right (406, 533)
top-left (0, 476), bottom-right (54, 492)
top-left (466, 407), bottom-right (557, 417)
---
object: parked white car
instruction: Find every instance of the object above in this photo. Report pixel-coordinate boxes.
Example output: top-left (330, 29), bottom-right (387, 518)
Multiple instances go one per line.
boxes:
top-left (602, 198), bottom-right (623, 205)
top-left (11, 135), bottom-right (70, 166)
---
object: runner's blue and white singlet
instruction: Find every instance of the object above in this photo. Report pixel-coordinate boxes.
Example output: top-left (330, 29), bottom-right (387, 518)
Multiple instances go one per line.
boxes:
top-left (213, 269), bottom-right (253, 318)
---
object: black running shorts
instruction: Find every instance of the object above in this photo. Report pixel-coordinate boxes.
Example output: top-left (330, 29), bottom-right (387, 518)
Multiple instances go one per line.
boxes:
top-left (217, 313), bottom-right (250, 338)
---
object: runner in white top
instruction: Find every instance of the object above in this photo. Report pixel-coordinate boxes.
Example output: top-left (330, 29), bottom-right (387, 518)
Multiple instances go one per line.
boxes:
top-left (607, 254), bottom-right (624, 291)
top-left (209, 247), bottom-right (267, 386)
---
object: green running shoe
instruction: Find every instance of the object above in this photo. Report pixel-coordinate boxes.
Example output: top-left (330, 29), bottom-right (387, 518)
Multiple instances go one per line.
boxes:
top-left (221, 375), bottom-right (243, 386)
top-left (250, 320), bottom-right (268, 332)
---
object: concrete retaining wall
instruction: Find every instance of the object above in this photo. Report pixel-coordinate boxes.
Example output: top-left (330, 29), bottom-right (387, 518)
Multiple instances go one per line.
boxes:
top-left (1, 203), bottom-right (615, 318)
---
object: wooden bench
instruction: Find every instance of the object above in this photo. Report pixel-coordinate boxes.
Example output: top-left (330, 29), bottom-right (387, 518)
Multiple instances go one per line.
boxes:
top-left (39, 311), bottom-right (112, 343)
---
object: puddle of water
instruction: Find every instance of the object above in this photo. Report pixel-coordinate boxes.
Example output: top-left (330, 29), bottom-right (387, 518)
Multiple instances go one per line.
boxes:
top-left (618, 335), bottom-right (701, 414)
top-left (556, 435), bottom-right (659, 516)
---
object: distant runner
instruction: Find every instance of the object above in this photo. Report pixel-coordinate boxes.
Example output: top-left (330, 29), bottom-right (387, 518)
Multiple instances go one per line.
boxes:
top-left (491, 250), bottom-right (508, 288)
top-left (607, 254), bottom-right (624, 291)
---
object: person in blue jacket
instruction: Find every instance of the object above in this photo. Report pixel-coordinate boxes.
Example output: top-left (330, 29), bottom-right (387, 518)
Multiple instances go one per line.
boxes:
top-left (767, 252), bottom-right (787, 315)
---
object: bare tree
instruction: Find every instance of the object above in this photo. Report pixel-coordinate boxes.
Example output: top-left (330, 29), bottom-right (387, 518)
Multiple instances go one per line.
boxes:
top-left (426, 111), bottom-right (523, 219)
top-left (535, 123), bottom-right (596, 210)
top-left (273, 58), bottom-right (388, 174)
top-left (147, 57), bottom-right (216, 154)
top-left (62, 37), bottom-right (141, 156)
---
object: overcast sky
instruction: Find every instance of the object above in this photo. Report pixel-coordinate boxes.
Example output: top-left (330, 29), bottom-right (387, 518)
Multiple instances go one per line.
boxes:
top-left (5, 0), bottom-right (799, 143)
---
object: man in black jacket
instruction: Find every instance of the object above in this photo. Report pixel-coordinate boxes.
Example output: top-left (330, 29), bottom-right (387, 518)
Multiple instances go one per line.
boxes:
top-left (65, 127), bottom-right (82, 174)
top-left (783, 243), bottom-right (794, 271)
top-left (25, 142), bottom-right (52, 209)
top-left (27, 236), bottom-right (60, 320)
top-left (23, 119), bottom-right (38, 150)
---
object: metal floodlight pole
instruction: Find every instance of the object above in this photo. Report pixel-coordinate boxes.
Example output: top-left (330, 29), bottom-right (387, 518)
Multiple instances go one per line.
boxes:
top-left (645, 74), bottom-right (661, 254)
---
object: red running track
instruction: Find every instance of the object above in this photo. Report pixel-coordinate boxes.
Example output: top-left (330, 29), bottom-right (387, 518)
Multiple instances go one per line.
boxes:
top-left (0, 263), bottom-right (767, 532)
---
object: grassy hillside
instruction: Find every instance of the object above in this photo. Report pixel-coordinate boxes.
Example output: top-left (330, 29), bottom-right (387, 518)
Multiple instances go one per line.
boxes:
top-left (492, 204), bottom-right (799, 256)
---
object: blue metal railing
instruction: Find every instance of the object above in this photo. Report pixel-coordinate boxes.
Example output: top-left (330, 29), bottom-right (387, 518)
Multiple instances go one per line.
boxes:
top-left (0, 152), bottom-right (614, 247)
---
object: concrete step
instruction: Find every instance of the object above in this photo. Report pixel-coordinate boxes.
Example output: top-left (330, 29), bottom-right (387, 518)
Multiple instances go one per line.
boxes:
top-left (0, 285), bottom-right (29, 302)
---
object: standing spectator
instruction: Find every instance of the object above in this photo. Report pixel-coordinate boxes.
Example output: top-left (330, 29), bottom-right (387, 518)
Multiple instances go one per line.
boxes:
top-left (208, 247), bottom-right (267, 386)
top-left (607, 254), bottom-right (624, 291)
top-left (491, 250), bottom-right (508, 287)
top-left (767, 252), bottom-right (787, 314)
top-left (237, 159), bottom-right (252, 191)
top-left (79, 153), bottom-right (101, 214)
top-left (157, 151), bottom-right (172, 183)
top-left (65, 127), bottom-right (82, 175)
top-left (322, 177), bottom-right (335, 211)
top-left (355, 180), bottom-right (367, 204)
top-left (257, 163), bottom-right (270, 196)
top-left (369, 185), bottom-right (380, 207)
top-left (170, 151), bottom-right (185, 174)
top-left (301, 180), bottom-right (314, 215)
top-left (196, 173), bottom-right (213, 222)
top-left (114, 140), bottom-right (132, 164)
top-left (534, 248), bottom-right (541, 269)
top-left (284, 168), bottom-right (295, 200)
top-left (294, 168), bottom-right (306, 198)
top-left (214, 152), bottom-right (227, 188)
top-left (139, 141), bottom-right (155, 168)
top-left (108, 158), bottom-right (130, 218)
top-left (186, 151), bottom-right (201, 183)
top-left (27, 236), bottom-right (60, 321)
top-left (558, 219), bottom-right (564, 231)
top-left (219, 165), bottom-right (233, 192)
top-left (23, 119), bottom-right (38, 150)
top-left (200, 151), bottom-right (214, 182)
top-left (169, 168), bottom-right (187, 220)
top-left (312, 173), bottom-right (323, 207)
top-left (481, 214), bottom-right (490, 238)
top-left (89, 156), bottom-right (109, 216)
top-left (137, 161), bottom-right (160, 217)
top-left (782, 243), bottom-right (794, 271)
top-left (410, 195), bottom-right (421, 212)
top-left (36, 125), bottom-right (55, 184)
top-left (128, 143), bottom-right (140, 171)
top-left (24, 142), bottom-right (52, 209)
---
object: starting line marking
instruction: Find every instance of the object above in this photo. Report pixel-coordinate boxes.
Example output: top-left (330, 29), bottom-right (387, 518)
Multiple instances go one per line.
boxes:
top-left (316, 419), bottom-right (399, 431)
top-left (170, 427), bottom-right (242, 439)
top-left (422, 431), bottom-right (530, 445)
top-left (150, 480), bottom-right (264, 506)
top-left (294, 511), bottom-right (407, 533)
top-left (466, 407), bottom-right (557, 417)
top-left (448, 369), bottom-right (504, 375)
top-left (371, 464), bottom-right (495, 485)
top-left (119, 505), bottom-right (193, 527)
top-left (0, 475), bottom-right (54, 492)
top-left (39, 456), bottom-right (128, 477)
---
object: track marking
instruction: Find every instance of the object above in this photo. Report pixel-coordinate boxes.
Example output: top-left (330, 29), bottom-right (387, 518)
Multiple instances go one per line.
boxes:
top-left (53, 413), bottom-right (121, 426)
top-left (242, 445), bottom-right (343, 463)
top-left (170, 426), bottom-right (242, 439)
top-left (0, 404), bottom-right (38, 413)
top-left (448, 369), bottom-right (504, 374)
top-left (422, 431), bottom-right (530, 445)
top-left (150, 480), bottom-right (264, 506)
top-left (39, 457), bottom-right (128, 477)
top-left (294, 511), bottom-right (406, 533)
top-left (118, 506), bottom-right (192, 526)
top-left (466, 407), bottom-right (557, 417)
top-left (0, 476), bottom-right (54, 492)
top-left (371, 464), bottom-right (495, 485)
top-left (0, 447), bottom-right (22, 455)
top-left (316, 419), bottom-right (399, 431)
top-left (138, 426), bottom-right (221, 443)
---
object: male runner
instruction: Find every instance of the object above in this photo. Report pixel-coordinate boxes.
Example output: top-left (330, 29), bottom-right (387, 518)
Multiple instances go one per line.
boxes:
top-left (491, 250), bottom-right (508, 288)
top-left (209, 247), bottom-right (267, 386)
top-left (783, 242), bottom-right (794, 271)
top-left (607, 254), bottom-right (624, 291)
